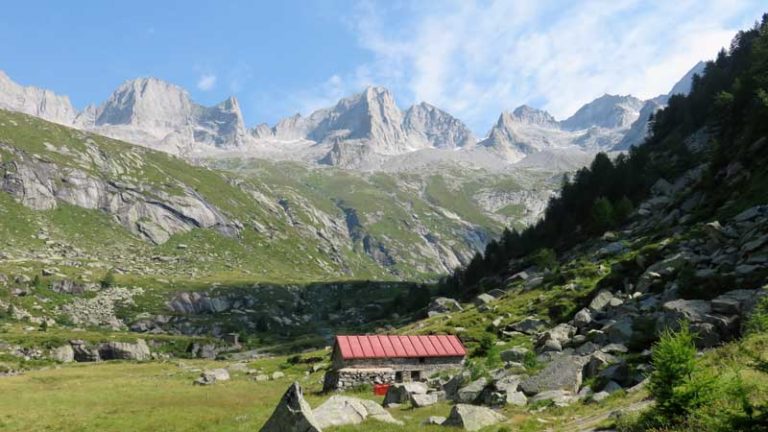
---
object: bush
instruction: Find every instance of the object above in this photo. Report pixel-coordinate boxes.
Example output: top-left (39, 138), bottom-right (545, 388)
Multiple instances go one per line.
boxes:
top-left (100, 270), bottom-right (116, 289)
top-left (531, 248), bottom-right (558, 271)
top-left (473, 334), bottom-right (495, 358)
top-left (647, 324), bottom-right (716, 424)
top-left (744, 296), bottom-right (768, 336)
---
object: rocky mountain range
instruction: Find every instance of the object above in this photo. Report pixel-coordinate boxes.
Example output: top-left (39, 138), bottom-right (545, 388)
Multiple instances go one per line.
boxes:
top-left (0, 63), bottom-right (705, 170)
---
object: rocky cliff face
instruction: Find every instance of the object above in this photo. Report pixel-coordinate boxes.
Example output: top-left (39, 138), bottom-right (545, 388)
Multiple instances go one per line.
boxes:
top-left (403, 102), bottom-right (476, 149)
top-left (0, 71), bottom-right (78, 125)
top-left (477, 109), bottom-right (567, 162)
top-left (560, 94), bottom-right (644, 131)
top-left (86, 78), bottom-right (247, 154)
top-left (0, 141), bottom-right (239, 244)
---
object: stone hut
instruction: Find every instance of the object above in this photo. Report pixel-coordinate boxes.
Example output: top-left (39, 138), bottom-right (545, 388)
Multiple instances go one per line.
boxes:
top-left (323, 334), bottom-right (466, 392)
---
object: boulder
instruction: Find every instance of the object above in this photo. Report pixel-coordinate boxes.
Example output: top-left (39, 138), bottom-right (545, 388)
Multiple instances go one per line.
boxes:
top-left (424, 416), bottom-right (446, 426)
top-left (443, 371), bottom-right (471, 400)
top-left (383, 382), bottom-right (428, 406)
top-left (272, 371), bottom-right (285, 380)
top-left (260, 382), bottom-right (322, 432)
top-left (529, 390), bottom-right (575, 407)
top-left (428, 297), bottom-right (463, 316)
top-left (520, 355), bottom-right (585, 395)
top-left (500, 346), bottom-right (530, 363)
top-left (711, 289), bottom-right (764, 315)
top-left (598, 362), bottom-right (630, 386)
top-left (662, 299), bottom-right (711, 323)
top-left (486, 289), bottom-right (506, 299)
top-left (313, 396), bottom-right (402, 428)
top-left (589, 290), bottom-right (615, 312)
top-left (573, 308), bottom-right (592, 328)
top-left (442, 404), bottom-right (506, 431)
top-left (98, 339), bottom-right (151, 361)
top-left (51, 345), bottom-right (74, 363)
top-left (604, 317), bottom-right (634, 344)
top-left (473, 294), bottom-right (496, 307)
top-left (70, 340), bottom-right (100, 362)
top-left (506, 391), bottom-right (527, 406)
top-left (410, 392), bottom-right (438, 408)
top-left (195, 368), bottom-right (230, 385)
top-left (508, 317), bottom-right (547, 334)
top-left (583, 351), bottom-right (619, 379)
top-left (456, 377), bottom-right (488, 404)
top-left (598, 242), bottom-right (627, 257)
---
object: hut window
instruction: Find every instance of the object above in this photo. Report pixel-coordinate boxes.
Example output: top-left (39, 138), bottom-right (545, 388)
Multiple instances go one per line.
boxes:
top-left (395, 371), bottom-right (403, 382)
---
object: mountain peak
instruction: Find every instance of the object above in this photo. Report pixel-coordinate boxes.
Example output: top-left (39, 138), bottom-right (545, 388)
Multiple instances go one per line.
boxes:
top-left (0, 69), bottom-right (78, 125)
top-left (510, 105), bottom-right (559, 128)
top-left (403, 101), bottom-right (476, 149)
top-left (668, 61), bottom-right (707, 96)
top-left (560, 94), bottom-right (643, 131)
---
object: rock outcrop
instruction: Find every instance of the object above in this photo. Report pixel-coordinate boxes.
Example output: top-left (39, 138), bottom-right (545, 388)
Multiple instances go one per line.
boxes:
top-left (260, 382), bottom-right (322, 432)
top-left (442, 404), bottom-right (507, 431)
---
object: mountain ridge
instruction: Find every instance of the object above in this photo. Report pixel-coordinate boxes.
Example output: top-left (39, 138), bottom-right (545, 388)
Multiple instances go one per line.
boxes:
top-left (0, 66), bottom-right (702, 169)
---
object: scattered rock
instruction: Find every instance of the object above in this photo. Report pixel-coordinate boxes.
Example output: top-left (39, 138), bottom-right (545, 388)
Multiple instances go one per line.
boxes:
top-left (423, 416), bottom-right (446, 426)
top-left (500, 346), bottom-right (530, 363)
top-left (520, 355), bottom-right (585, 395)
top-left (410, 392), bottom-right (438, 407)
top-left (428, 297), bottom-right (463, 316)
top-left (456, 377), bottom-right (488, 404)
top-left (313, 396), bottom-right (402, 428)
top-left (260, 382), bottom-right (322, 432)
top-left (50, 345), bottom-right (74, 363)
top-left (529, 390), bottom-right (575, 407)
top-left (442, 404), bottom-right (506, 431)
top-left (383, 382), bottom-right (428, 407)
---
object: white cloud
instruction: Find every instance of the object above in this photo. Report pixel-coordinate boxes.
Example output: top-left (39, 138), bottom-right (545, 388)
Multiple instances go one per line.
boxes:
top-left (196, 73), bottom-right (217, 91)
top-left (337, 0), bottom-right (763, 132)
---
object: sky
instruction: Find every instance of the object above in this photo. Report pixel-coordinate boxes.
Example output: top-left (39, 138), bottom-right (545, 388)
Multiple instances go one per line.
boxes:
top-left (0, 0), bottom-right (765, 133)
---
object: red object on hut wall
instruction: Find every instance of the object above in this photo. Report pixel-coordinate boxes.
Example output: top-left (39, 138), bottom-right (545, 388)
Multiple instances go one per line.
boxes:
top-left (373, 383), bottom-right (390, 395)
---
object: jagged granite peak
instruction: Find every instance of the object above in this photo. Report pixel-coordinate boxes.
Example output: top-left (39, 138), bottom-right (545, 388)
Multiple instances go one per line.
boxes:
top-left (612, 96), bottom-right (667, 151)
top-left (95, 77), bottom-right (192, 129)
top-left (0, 70), bottom-right (78, 125)
top-left (310, 86), bottom-right (407, 153)
top-left (511, 105), bottom-right (559, 128)
top-left (403, 101), bottom-right (476, 149)
top-left (93, 77), bottom-right (247, 151)
top-left (191, 95), bottom-right (247, 149)
top-left (272, 113), bottom-right (311, 140)
top-left (477, 112), bottom-right (542, 162)
top-left (668, 61), bottom-right (707, 96)
top-left (560, 94), bottom-right (644, 131)
top-left (250, 122), bottom-right (274, 140)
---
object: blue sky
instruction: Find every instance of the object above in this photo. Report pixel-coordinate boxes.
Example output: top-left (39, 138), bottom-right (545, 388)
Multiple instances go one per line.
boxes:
top-left (1, 1), bottom-right (765, 133)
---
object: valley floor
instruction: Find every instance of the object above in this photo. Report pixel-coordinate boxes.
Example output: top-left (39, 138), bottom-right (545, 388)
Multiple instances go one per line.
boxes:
top-left (0, 352), bottom-right (646, 432)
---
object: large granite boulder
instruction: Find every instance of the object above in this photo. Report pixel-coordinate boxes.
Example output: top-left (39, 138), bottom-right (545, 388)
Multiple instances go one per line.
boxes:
top-left (313, 396), bottom-right (402, 428)
top-left (520, 355), bottom-right (586, 395)
top-left (428, 297), bottom-right (463, 316)
top-left (456, 377), bottom-right (488, 404)
top-left (442, 404), bottom-right (507, 431)
top-left (260, 382), bottom-right (322, 432)
top-left (98, 339), bottom-right (151, 361)
top-left (70, 340), bottom-right (100, 362)
top-left (51, 345), bottom-right (74, 363)
top-left (383, 382), bottom-right (428, 406)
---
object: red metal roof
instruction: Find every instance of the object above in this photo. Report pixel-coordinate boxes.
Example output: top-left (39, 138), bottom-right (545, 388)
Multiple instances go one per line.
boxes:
top-left (335, 335), bottom-right (466, 360)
